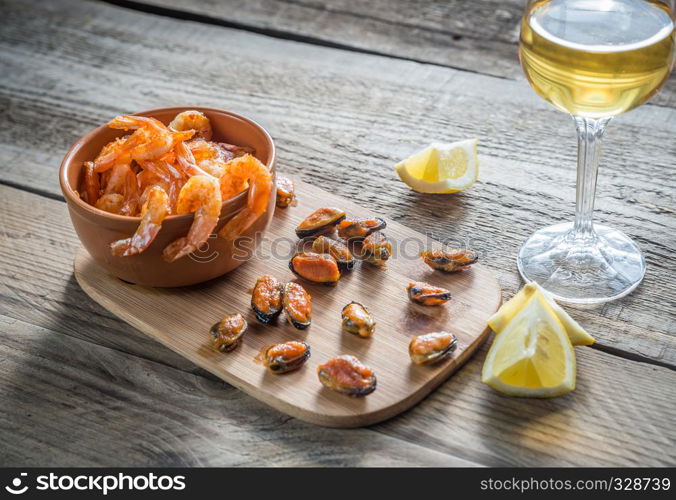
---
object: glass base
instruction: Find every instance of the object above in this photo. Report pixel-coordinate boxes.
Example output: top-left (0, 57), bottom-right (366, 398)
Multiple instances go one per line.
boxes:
top-left (517, 222), bottom-right (646, 305)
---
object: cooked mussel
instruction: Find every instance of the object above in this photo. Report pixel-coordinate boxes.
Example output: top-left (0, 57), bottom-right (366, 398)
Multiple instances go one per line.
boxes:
top-left (337, 217), bottom-right (386, 240)
top-left (289, 252), bottom-right (341, 284)
top-left (317, 355), bottom-right (377, 396)
top-left (409, 331), bottom-right (458, 365)
top-left (420, 249), bottom-right (479, 272)
top-left (312, 235), bottom-right (355, 271)
top-left (210, 313), bottom-right (247, 352)
top-left (282, 282), bottom-right (312, 329)
top-left (406, 281), bottom-right (452, 306)
top-left (255, 341), bottom-right (311, 374)
top-left (361, 231), bottom-right (392, 266)
top-left (276, 175), bottom-right (297, 208)
top-left (251, 274), bottom-right (283, 324)
top-left (341, 302), bottom-right (376, 338)
top-left (295, 207), bottom-right (346, 238)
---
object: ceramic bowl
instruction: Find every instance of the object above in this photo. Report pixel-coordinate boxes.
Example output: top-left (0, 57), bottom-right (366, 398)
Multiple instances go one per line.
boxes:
top-left (59, 106), bottom-right (276, 287)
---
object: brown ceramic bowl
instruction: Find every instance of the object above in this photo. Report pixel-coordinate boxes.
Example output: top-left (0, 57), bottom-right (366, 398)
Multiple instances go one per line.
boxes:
top-left (59, 106), bottom-right (276, 287)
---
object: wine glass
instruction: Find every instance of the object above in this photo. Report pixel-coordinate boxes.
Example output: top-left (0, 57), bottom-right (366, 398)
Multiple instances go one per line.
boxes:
top-left (517, 0), bottom-right (675, 304)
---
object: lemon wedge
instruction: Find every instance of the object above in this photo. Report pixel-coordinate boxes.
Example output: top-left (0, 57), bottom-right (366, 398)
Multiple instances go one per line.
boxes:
top-left (488, 282), bottom-right (595, 346)
top-left (394, 139), bottom-right (478, 193)
top-left (482, 293), bottom-right (576, 397)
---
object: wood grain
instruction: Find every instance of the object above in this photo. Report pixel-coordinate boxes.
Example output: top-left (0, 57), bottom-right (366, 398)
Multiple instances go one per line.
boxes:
top-left (0, 184), bottom-right (479, 466)
top-left (132, 0), bottom-right (676, 107)
top-left (0, 315), bottom-right (477, 466)
top-left (0, 0), bottom-right (674, 366)
top-left (74, 181), bottom-right (501, 427)
top-left (0, 0), bottom-right (675, 466)
top-left (2, 180), bottom-right (675, 466)
top-left (375, 339), bottom-right (676, 466)
top-left (112, 0), bottom-right (526, 79)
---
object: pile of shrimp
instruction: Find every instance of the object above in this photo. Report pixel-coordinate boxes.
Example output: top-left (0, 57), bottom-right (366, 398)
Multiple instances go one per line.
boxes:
top-left (80, 110), bottom-right (273, 262)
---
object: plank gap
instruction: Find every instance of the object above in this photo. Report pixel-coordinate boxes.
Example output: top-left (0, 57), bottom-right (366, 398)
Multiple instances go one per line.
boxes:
top-left (98, 0), bottom-right (673, 112)
top-left (0, 179), bottom-right (65, 202)
top-left (100, 0), bottom-right (511, 80)
top-left (590, 342), bottom-right (676, 372)
top-left (1, 169), bottom-right (673, 370)
top-left (279, 0), bottom-right (481, 43)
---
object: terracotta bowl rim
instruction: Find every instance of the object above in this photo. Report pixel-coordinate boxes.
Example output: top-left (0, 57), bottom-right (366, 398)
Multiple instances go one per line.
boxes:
top-left (58, 106), bottom-right (276, 222)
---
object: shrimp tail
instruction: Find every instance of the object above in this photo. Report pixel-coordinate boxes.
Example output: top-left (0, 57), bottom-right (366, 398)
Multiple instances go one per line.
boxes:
top-left (161, 236), bottom-right (189, 263)
top-left (94, 134), bottom-right (144, 173)
top-left (162, 211), bottom-right (218, 262)
top-left (110, 231), bottom-right (159, 257)
top-left (111, 186), bottom-right (169, 257)
top-left (83, 161), bottom-right (100, 205)
top-left (120, 167), bottom-right (140, 216)
top-left (218, 209), bottom-right (259, 241)
top-left (162, 175), bottom-right (221, 262)
top-left (110, 218), bottom-right (163, 257)
top-left (175, 141), bottom-right (210, 177)
top-left (218, 161), bottom-right (273, 240)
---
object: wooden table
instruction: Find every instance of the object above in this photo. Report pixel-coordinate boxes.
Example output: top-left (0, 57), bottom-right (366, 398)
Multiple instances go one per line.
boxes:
top-left (1, 0), bottom-right (674, 466)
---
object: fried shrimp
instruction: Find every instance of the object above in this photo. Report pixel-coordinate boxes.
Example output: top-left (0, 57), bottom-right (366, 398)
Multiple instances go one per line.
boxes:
top-left (218, 154), bottom-right (273, 241)
top-left (82, 110), bottom-right (266, 258)
top-left (110, 185), bottom-right (170, 256)
top-left (169, 110), bottom-right (212, 141)
top-left (162, 174), bottom-right (222, 262)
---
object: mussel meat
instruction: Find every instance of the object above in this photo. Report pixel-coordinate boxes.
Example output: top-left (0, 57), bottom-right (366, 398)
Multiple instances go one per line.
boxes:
top-left (312, 235), bottom-right (355, 271)
top-left (341, 302), bottom-right (376, 338)
top-left (406, 281), bottom-right (452, 306)
top-left (361, 231), bottom-right (392, 266)
top-left (420, 249), bottom-right (478, 272)
top-left (337, 217), bottom-right (386, 240)
top-left (289, 252), bottom-right (341, 284)
top-left (282, 282), bottom-right (312, 329)
top-left (210, 313), bottom-right (247, 352)
top-left (255, 341), bottom-right (311, 374)
top-left (295, 207), bottom-right (346, 238)
top-left (251, 274), bottom-right (283, 324)
top-left (276, 175), bottom-right (297, 208)
top-left (409, 331), bottom-right (458, 365)
top-left (317, 355), bottom-right (377, 396)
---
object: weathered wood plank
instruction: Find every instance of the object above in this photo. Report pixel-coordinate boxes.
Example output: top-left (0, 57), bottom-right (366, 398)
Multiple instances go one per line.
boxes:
top-left (0, 183), bottom-right (476, 465)
top-left (134, 0), bottom-right (676, 107)
top-left (1, 0), bottom-right (674, 365)
top-left (2, 185), bottom-right (675, 466)
top-left (376, 339), bottom-right (676, 466)
top-left (0, 187), bottom-right (202, 374)
top-left (71, 180), bottom-right (502, 428)
top-left (114, 0), bottom-right (523, 78)
top-left (0, 315), bottom-right (475, 466)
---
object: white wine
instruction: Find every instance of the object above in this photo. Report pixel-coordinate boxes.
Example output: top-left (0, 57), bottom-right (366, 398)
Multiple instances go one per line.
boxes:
top-left (520, 0), bottom-right (674, 118)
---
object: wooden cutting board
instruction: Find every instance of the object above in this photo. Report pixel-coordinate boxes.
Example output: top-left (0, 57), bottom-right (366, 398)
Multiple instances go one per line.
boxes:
top-left (74, 181), bottom-right (501, 427)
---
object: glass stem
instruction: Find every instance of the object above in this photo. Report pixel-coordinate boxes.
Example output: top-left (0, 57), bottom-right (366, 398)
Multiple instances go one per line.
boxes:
top-left (571, 116), bottom-right (611, 240)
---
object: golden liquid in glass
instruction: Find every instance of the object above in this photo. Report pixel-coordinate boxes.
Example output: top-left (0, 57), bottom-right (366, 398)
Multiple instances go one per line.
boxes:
top-left (520, 0), bottom-right (674, 118)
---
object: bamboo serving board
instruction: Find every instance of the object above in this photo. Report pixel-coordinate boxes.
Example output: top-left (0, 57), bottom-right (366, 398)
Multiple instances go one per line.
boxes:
top-left (74, 181), bottom-right (501, 427)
